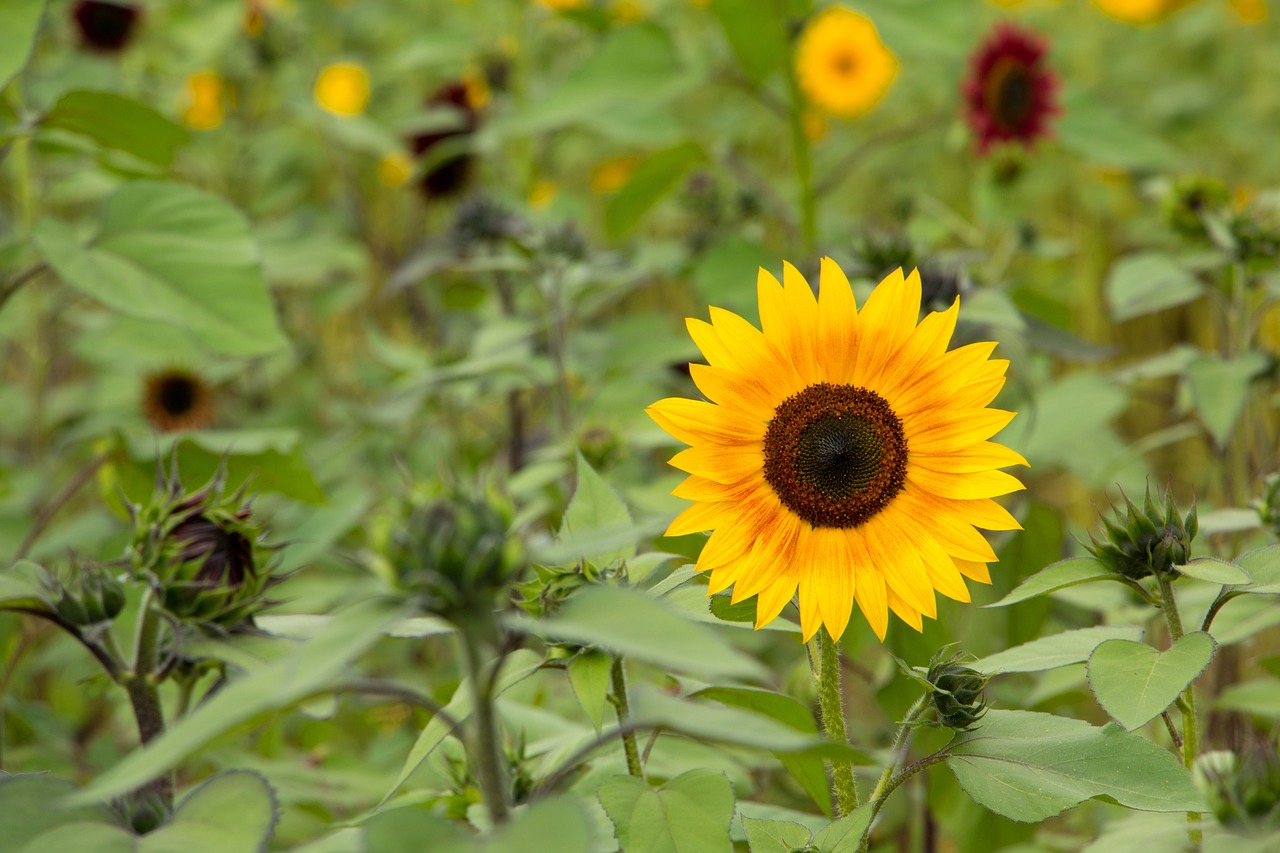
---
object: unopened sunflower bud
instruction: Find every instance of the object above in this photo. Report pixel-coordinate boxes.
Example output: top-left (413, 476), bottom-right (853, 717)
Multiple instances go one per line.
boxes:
top-left (46, 567), bottom-right (126, 627)
top-left (1164, 175), bottom-right (1229, 241)
top-left (926, 651), bottom-right (991, 732)
top-left (1087, 484), bottom-right (1196, 581)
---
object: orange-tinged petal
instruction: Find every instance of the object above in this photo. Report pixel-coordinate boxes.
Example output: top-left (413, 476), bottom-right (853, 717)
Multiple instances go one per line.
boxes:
top-left (671, 474), bottom-right (736, 502)
top-left (689, 364), bottom-right (777, 422)
top-left (878, 298), bottom-right (959, 397)
top-left (887, 588), bottom-right (924, 632)
top-left (794, 526), bottom-right (855, 641)
top-left (907, 408), bottom-right (1018, 454)
top-left (852, 560), bottom-right (888, 641)
top-left (666, 500), bottom-right (732, 537)
top-left (648, 397), bottom-right (765, 446)
top-left (708, 306), bottom-right (805, 393)
top-left (954, 558), bottom-right (991, 584)
top-left (937, 496), bottom-right (1023, 531)
top-left (733, 510), bottom-right (803, 602)
top-left (755, 575), bottom-right (798, 629)
top-left (915, 533), bottom-right (971, 603)
top-left (912, 441), bottom-right (1029, 473)
top-left (669, 444), bottom-right (763, 484)
top-left (865, 511), bottom-right (937, 619)
top-left (798, 574), bottom-right (824, 641)
top-left (906, 466), bottom-right (1025, 500)
top-left (895, 486), bottom-right (999, 562)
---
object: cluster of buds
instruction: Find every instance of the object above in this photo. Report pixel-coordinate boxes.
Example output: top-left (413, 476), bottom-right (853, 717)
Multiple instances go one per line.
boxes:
top-left (45, 564), bottom-right (126, 628)
top-left (1087, 485), bottom-right (1197, 581)
top-left (925, 648), bottom-right (991, 732)
top-left (127, 466), bottom-right (282, 630)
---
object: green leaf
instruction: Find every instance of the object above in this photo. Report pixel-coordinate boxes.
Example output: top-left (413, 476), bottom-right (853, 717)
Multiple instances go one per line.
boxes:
top-left (972, 626), bottom-right (1145, 674)
top-left (709, 0), bottom-right (787, 81)
top-left (691, 236), bottom-right (774, 321)
top-left (811, 804), bottom-right (874, 853)
top-left (598, 769), bottom-right (735, 853)
top-left (362, 810), bottom-right (472, 853)
top-left (568, 649), bottom-right (613, 732)
top-left (1056, 89), bottom-right (1180, 169)
top-left (0, 561), bottom-right (52, 613)
top-left (709, 592), bottom-right (756, 623)
top-left (44, 91), bottom-right (189, 167)
top-left (741, 817), bottom-right (811, 853)
top-left (17, 822), bottom-right (136, 853)
top-left (0, 775), bottom-right (116, 850)
top-left (75, 600), bottom-right (402, 804)
top-left (32, 182), bottom-right (288, 357)
top-left (486, 798), bottom-right (593, 853)
top-left (1215, 678), bottom-right (1280, 720)
top-left (560, 451), bottom-right (634, 567)
top-left (982, 557), bottom-right (1114, 608)
top-left (0, 0), bottom-right (44, 90)
top-left (1087, 633), bottom-right (1216, 731)
top-left (947, 710), bottom-right (1206, 823)
top-left (1186, 352), bottom-right (1269, 449)
top-left (1232, 545), bottom-right (1280, 594)
top-left (140, 771), bottom-right (279, 853)
top-left (1175, 558), bottom-right (1251, 585)
top-left (523, 585), bottom-right (765, 680)
top-left (381, 649), bottom-right (543, 806)
top-left (1105, 253), bottom-right (1203, 322)
top-left (604, 141), bottom-right (703, 238)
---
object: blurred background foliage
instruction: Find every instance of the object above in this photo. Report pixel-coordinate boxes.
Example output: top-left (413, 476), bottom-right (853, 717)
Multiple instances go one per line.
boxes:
top-left (2, 0), bottom-right (1280, 850)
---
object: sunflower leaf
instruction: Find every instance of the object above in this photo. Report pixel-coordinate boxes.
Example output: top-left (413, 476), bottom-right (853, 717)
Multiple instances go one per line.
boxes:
top-left (0, 0), bottom-right (43, 90)
top-left (982, 557), bottom-right (1115, 608)
top-left (972, 626), bottom-right (1145, 674)
top-left (598, 769), bottom-right (735, 853)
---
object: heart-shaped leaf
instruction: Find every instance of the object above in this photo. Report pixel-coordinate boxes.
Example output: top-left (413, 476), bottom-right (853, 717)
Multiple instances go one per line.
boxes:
top-left (1088, 632), bottom-right (1217, 731)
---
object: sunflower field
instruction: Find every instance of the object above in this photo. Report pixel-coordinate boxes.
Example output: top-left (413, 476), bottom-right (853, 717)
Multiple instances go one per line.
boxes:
top-left (3, 0), bottom-right (1280, 850)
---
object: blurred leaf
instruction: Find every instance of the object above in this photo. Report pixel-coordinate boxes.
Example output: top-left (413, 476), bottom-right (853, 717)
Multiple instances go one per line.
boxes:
top-left (487, 798), bottom-right (593, 853)
top-left (1105, 253), bottom-right (1203, 322)
top-left (692, 236), bottom-right (774, 320)
top-left (75, 600), bottom-right (402, 804)
top-left (1175, 558), bottom-right (1251, 585)
top-left (16, 822), bottom-right (136, 853)
top-left (560, 451), bottom-right (634, 567)
top-left (0, 561), bottom-right (51, 612)
top-left (568, 649), bottom-right (613, 733)
top-left (1197, 508), bottom-right (1262, 536)
top-left (742, 817), bottom-right (811, 853)
top-left (973, 626), bottom-right (1145, 674)
top-left (362, 810), bottom-right (471, 853)
top-left (1231, 545), bottom-right (1280, 594)
top-left (44, 91), bottom-right (189, 167)
top-left (1087, 632), bottom-right (1215, 730)
top-left (521, 585), bottom-right (765, 680)
top-left (0, 0), bottom-right (44, 90)
top-left (983, 557), bottom-right (1114, 608)
top-left (1185, 352), bottom-right (1268, 449)
top-left (811, 804), bottom-right (874, 853)
top-left (32, 182), bottom-right (288, 357)
top-left (140, 771), bottom-right (279, 852)
top-left (710, 0), bottom-right (787, 81)
top-left (1057, 89), bottom-right (1180, 169)
top-left (1215, 678), bottom-right (1280, 720)
top-left (0, 775), bottom-right (115, 850)
top-left (605, 141), bottom-right (703, 239)
top-left (598, 769), bottom-right (735, 853)
top-left (947, 710), bottom-right (1206, 822)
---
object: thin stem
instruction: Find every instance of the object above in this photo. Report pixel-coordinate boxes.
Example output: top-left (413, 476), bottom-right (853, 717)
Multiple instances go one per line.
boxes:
top-left (609, 657), bottom-right (643, 778)
top-left (868, 694), bottom-right (930, 806)
top-left (1155, 573), bottom-right (1185, 641)
top-left (1162, 710), bottom-right (1183, 751)
top-left (1156, 573), bottom-right (1202, 849)
top-left (1201, 589), bottom-right (1235, 633)
top-left (125, 588), bottom-right (172, 810)
top-left (0, 263), bottom-right (47, 313)
top-left (812, 627), bottom-right (858, 816)
top-left (784, 67), bottom-right (817, 257)
top-left (460, 629), bottom-right (509, 824)
top-left (857, 752), bottom-right (954, 853)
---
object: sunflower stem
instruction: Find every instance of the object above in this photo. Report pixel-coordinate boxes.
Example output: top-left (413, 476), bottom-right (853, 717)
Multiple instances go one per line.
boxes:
top-left (1156, 572), bottom-right (1202, 850)
top-left (459, 626), bottom-right (509, 825)
top-left (785, 64), bottom-right (817, 257)
top-left (813, 626), bottom-right (858, 816)
top-left (609, 656), bottom-right (644, 779)
top-left (124, 587), bottom-right (173, 812)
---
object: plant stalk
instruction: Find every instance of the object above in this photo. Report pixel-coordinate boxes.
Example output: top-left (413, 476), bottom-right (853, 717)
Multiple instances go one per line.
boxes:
top-left (1156, 572), bottom-right (1202, 848)
top-left (460, 627), bottom-right (509, 824)
top-left (609, 656), bottom-right (643, 778)
top-left (125, 588), bottom-right (173, 810)
top-left (812, 627), bottom-right (858, 816)
top-left (784, 65), bottom-right (817, 257)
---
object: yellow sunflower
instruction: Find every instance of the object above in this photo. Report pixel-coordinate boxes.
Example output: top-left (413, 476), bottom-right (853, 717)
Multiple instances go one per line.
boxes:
top-left (1092, 0), bottom-right (1193, 24)
top-left (795, 6), bottom-right (897, 119)
top-left (648, 260), bottom-right (1026, 641)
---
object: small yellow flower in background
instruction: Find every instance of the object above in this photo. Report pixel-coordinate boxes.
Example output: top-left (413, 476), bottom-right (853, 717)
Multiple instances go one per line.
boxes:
top-left (536, 0), bottom-right (587, 10)
top-left (242, 1), bottom-right (265, 37)
top-left (795, 6), bottom-right (898, 119)
top-left (314, 61), bottom-right (371, 117)
top-left (802, 109), bottom-right (828, 143)
top-left (590, 155), bottom-right (640, 194)
top-left (378, 151), bottom-right (414, 188)
top-left (1092, 0), bottom-right (1192, 23)
top-left (528, 179), bottom-right (558, 209)
top-left (463, 68), bottom-right (492, 111)
top-left (181, 71), bottom-right (225, 131)
top-left (648, 260), bottom-right (1025, 641)
top-left (611, 0), bottom-right (646, 22)
top-left (1229, 0), bottom-right (1267, 23)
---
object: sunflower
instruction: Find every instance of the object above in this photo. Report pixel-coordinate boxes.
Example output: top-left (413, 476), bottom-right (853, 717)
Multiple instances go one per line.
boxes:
top-left (1092, 0), bottom-right (1192, 24)
top-left (962, 23), bottom-right (1058, 154)
top-left (314, 61), bottom-right (371, 118)
top-left (410, 82), bottom-right (481, 200)
top-left (647, 260), bottom-right (1026, 641)
top-left (794, 6), bottom-right (898, 119)
top-left (71, 1), bottom-right (141, 54)
top-left (143, 369), bottom-right (215, 433)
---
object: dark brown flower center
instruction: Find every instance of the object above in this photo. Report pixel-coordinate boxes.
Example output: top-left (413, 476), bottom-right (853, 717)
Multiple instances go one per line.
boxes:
top-left (158, 375), bottom-right (198, 416)
top-left (763, 383), bottom-right (908, 528)
top-left (985, 58), bottom-right (1035, 131)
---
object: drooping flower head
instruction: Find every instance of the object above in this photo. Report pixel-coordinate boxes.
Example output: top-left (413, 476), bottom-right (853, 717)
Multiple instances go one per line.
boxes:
top-left (143, 368), bottom-right (214, 433)
top-left (962, 23), bottom-right (1058, 154)
top-left (648, 260), bottom-right (1026, 641)
top-left (410, 82), bottom-right (481, 200)
top-left (795, 6), bottom-right (898, 119)
top-left (71, 1), bottom-right (141, 53)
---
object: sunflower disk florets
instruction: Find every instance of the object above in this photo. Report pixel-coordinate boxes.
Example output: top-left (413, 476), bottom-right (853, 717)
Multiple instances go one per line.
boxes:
top-left (1087, 485), bottom-right (1196, 581)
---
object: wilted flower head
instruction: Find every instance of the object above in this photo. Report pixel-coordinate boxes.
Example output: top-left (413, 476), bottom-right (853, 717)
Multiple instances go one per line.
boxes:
top-left (72, 1), bottom-right (141, 53)
top-left (963, 23), bottom-right (1058, 154)
top-left (926, 648), bottom-right (991, 731)
top-left (143, 368), bottom-right (214, 433)
top-left (410, 82), bottom-right (481, 200)
top-left (1087, 484), bottom-right (1196, 581)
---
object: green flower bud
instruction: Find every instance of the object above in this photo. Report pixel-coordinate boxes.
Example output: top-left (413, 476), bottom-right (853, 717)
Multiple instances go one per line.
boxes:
top-left (1087, 484), bottom-right (1196, 581)
top-left (1164, 175), bottom-right (1229, 240)
top-left (926, 649), bottom-right (991, 732)
top-left (45, 566), bottom-right (126, 627)
top-left (1196, 746), bottom-right (1280, 834)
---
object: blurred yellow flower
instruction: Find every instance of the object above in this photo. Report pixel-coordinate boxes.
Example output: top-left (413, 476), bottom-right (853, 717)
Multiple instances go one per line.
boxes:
top-left (378, 151), bottom-right (414, 188)
top-left (795, 6), bottom-right (898, 119)
top-left (242, 2), bottom-right (266, 37)
top-left (181, 71), bottom-right (225, 131)
top-left (315, 62), bottom-right (371, 117)
top-left (611, 0), bottom-right (646, 21)
top-left (591, 155), bottom-right (640, 194)
top-left (536, 0), bottom-right (587, 9)
top-left (529, 179), bottom-right (558, 209)
top-left (802, 109), bottom-right (828, 142)
top-left (1092, 0), bottom-right (1192, 23)
top-left (463, 68), bottom-right (492, 111)
top-left (1229, 0), bottom-right (1267, 22)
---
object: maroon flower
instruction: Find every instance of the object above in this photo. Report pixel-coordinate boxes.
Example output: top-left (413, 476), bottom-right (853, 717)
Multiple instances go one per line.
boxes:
top-left (409, 83), bottom-right (480, 200)
top-left (71, 1), bottom-right (141, 53)
top-left (962, 23), bottom-right (1058, 154)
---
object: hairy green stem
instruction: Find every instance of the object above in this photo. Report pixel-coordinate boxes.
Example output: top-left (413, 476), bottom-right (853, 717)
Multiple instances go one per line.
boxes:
top-left (609, 657), bottom-right (643, 778)
top-left (460, 629), bottom-right (509, 824)
top-left (125, 588), bottom-right (172, 810)
top-left (813, 627), bottom-right (858, 816)
top-left (1157, 573), bottom-right (1202, 848)
top-left (868, 694), bottom-right (930, 806)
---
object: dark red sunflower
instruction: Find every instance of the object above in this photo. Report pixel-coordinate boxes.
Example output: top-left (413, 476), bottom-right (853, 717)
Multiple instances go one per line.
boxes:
top-left (71, 1), bottom-right (141, 54)
top-left (962, 23), bottom-right (1058, 154)
top-left (143, 368), bottom-right (215, 433)
top-left (409, 83), bottom-right (480, 200)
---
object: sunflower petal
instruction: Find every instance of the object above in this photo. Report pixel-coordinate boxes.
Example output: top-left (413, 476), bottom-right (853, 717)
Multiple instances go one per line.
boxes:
top-left (687, 318), bottom-right (744, 371)
top-left (649, 397), bottom-right (765, 446)
top-left (852, 267), bottom-right (921, 387)
top-left (865, 513), bottom-right (937, 619)
top-left (669, 444), bottom-right (763, 484)
top-left (887, 588), bottom-right (924, 632)
top-left (955, 558), bottom-right (992, 584)
top-left (755, 575), bottom-right (798, 630)
top-left (666, 501), bottom-right (729, 537)
top-left (907, 408), bottom-right (1018, 453)
top-left (817, 256), bottom-right (859, 381)
top-left (907, 466), bottom-right (1026, 500)
top-left (912, 441), bottom-right (1029, 473)
top-left (689, 364), bottom-right (776, 422)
